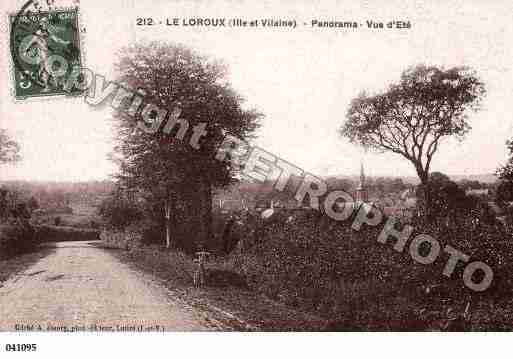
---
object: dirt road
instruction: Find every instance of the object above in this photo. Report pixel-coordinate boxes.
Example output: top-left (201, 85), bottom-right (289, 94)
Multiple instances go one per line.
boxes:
top-left (0, 241), bottom-right (212, 331)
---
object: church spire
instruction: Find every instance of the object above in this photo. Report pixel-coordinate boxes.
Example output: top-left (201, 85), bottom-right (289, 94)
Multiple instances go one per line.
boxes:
top-left (356, 160), bottom-right (368, 203)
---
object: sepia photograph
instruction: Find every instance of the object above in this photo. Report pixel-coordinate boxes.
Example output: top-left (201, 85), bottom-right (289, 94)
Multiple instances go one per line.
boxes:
top-left (0, 0), bottom-right (513, 356)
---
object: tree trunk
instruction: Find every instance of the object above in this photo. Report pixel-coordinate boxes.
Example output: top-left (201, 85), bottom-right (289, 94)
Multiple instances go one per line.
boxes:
top-left (164, 198), bottom-right (172, 249)
top-left (165, 218), bottom-right (171, 248)
top-left (198, 178), bottom-right (213, 249)
top-left (417, 170), bottom-right (432, 221)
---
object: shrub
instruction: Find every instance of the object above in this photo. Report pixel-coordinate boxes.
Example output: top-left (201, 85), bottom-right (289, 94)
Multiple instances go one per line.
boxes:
top-left (226, 207), bottom-right (513, 329)
top-left (134, 220), bottom-right (164, 245)
top-left (100, 219), bottom-right (163, 248)
top-left (36, 225), bottom-right (99, 242)
top-left (229, 210), bottom-right (394, 312)
top-left (100, 228), bottom-right (135, 250)
top-left (98, 194), bottom-right (143, 229)
top-left (0, 222), bottom-right (39, 259)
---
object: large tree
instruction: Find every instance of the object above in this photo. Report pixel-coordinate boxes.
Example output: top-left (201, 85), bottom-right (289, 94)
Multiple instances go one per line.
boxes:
top-left (341, 65), bottom-right (485, 186)
top-left (112, 42), bottom-right (260, 251)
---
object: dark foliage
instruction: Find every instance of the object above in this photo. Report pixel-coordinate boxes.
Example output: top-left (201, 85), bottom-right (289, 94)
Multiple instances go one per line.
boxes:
top-left (229, 205), bottom-right (512, 330)
top-left (98, 193), bottom-right (144, 229)
top-left (496, 140), bottom-right (513, 204)
top-left (111, 42), bottom-right (261, 251)
top-left (0, 222), bottom-right (39, 260)
top-left (35, 225), bottom-right (99, 242)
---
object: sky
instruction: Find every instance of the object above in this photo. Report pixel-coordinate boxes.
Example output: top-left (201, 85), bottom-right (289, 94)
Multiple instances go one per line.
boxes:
top-left (1, 0), bottom-right (512, 182)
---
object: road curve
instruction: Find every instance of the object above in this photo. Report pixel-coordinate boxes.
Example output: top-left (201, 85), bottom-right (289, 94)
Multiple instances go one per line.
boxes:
top-left (0, 241), bottom-right (211, 331)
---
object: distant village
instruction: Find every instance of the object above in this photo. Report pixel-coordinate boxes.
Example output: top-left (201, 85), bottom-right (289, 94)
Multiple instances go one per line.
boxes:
top-left (213, 162), bottom-right (501, 223)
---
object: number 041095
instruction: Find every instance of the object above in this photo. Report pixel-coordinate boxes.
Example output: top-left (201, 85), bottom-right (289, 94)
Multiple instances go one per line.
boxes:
top-left (5, 344), bottom-right (37, 352)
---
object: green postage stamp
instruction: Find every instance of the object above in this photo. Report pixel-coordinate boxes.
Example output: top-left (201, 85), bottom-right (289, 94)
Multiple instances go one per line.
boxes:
top-left (9, 8), bottom-right (83, 99)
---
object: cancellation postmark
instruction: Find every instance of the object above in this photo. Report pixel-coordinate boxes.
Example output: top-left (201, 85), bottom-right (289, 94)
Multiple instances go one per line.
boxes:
top-left (9, 1), bottom-right (83, 99)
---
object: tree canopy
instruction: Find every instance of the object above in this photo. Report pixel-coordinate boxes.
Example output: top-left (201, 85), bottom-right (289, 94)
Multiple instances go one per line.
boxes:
top-left (341, 65), bottom-right (485, 185)
top-left (0, 129), bottom-right (21, 165)
top-left (113, 43), bottom-right (260, 189)
top-left (111, 42), bottom-right (261, 250)
top-left (496, 140), bottom-right (513, 204)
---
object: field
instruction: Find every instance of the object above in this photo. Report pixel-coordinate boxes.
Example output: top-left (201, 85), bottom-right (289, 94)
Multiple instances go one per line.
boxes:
top-left (32, 202), bottom-right (102, 229)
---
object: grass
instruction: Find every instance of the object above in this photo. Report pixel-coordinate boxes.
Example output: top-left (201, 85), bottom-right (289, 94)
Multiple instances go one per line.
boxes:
top-left (94, 241), bottom-right (327, 331)
top-left (96, 209), bottom-right (513, 331)
top-left (32, 202), bottom-right (102, 229)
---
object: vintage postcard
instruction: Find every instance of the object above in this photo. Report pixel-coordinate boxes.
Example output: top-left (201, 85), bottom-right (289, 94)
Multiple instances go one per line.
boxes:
top-left (0, 0), bottom-right (512, 357)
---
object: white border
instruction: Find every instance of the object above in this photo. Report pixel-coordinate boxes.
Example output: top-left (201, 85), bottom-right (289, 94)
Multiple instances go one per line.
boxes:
top-left (0, 332), bottom-right (507, 359)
